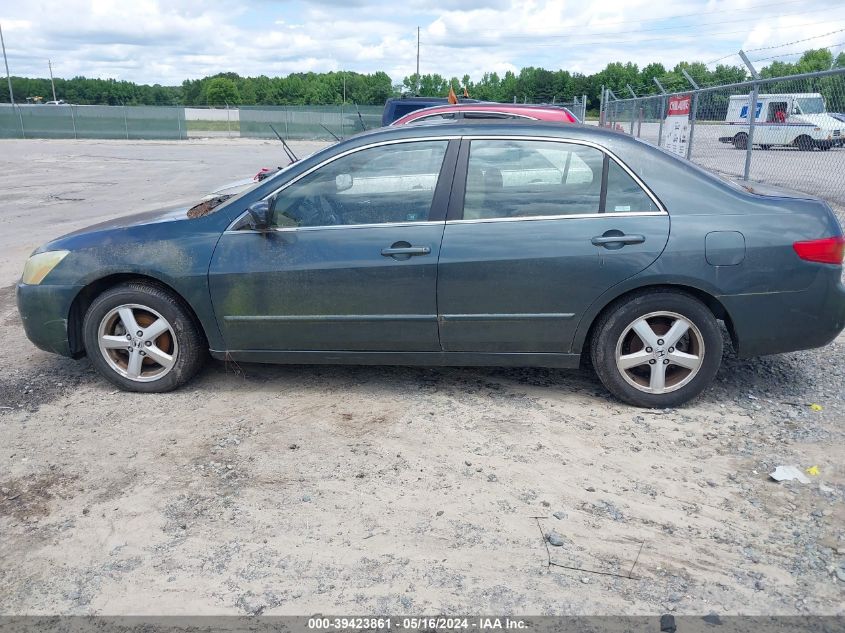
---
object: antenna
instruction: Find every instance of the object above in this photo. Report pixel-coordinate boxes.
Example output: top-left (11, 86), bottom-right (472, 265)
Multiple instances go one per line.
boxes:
top-left (416, 26), bottom-right (420, 93)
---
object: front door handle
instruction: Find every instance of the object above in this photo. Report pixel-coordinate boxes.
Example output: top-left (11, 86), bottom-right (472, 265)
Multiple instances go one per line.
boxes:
top-left (381, 246), bottom-right (430, 256)
top-left (591, 233), bottom-right (646, 247)
top-left (381, 242), bottom-right (431, 260)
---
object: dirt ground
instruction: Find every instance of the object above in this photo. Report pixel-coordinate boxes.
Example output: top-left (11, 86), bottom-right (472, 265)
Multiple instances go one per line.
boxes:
top-left (0, 139), bottom-right (844, 616)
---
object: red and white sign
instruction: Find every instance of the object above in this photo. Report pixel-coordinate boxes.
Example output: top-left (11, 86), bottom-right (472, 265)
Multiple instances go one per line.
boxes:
top-left (663, 94), bottom-right (692, 157)
top-left (667, 95), bottom-right (691, 117)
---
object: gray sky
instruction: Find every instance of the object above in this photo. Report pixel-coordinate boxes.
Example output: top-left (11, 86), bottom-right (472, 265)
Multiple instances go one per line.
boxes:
top-left (1, 0), bottom-right (844, 84)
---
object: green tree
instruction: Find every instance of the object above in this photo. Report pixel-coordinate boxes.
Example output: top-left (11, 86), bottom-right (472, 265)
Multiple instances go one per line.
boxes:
top-left (204, 77), bottom-right (240, 105)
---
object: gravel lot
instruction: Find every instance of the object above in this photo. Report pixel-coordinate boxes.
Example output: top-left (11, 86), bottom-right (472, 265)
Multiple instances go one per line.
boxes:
top-left (633, 122), bottom-right (845, 207)
top-left (1, 138), bottom-right (844, 616)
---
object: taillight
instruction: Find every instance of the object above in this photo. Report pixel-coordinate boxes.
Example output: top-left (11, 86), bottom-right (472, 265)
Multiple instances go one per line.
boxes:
top-left (793, 236), bottom-right (845, 264)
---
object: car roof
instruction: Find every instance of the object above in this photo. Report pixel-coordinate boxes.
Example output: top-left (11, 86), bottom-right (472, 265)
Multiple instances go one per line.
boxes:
top-left (394, 102), bottom-right (575, 120)
top-left (348, 119), bottom-right (624, 147)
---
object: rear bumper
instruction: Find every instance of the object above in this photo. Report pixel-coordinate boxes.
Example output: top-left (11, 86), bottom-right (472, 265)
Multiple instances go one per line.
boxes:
top-left (16, 282), bottom-right (83, 358)
top-left (721, 268), bottom-right (845, 358)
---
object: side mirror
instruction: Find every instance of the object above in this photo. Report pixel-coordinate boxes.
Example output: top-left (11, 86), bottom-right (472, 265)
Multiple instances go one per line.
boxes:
top-left (335, 173), bottom-right (353, 193)
top-left (246, 199), bottom-right (273, 230)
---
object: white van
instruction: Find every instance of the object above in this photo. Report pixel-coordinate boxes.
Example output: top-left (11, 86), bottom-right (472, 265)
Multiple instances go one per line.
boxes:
top-left (718, 92), bottom-right (843, 151)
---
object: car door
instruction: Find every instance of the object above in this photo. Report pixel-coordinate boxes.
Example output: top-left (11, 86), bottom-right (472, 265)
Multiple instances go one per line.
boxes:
top-left (209, 138), bottom-right (458, 352)
top-left (437, 137), bottom-right (670, 353)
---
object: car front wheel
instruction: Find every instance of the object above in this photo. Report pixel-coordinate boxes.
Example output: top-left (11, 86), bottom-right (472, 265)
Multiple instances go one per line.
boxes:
top-left (590, 290), bottom-right (723, 408)
top-left (82, 282), bottom-right (206, 392)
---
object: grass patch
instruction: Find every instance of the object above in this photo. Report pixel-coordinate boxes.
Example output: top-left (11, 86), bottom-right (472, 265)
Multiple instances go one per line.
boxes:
top-left (186, 120), bottom-right (241, 132)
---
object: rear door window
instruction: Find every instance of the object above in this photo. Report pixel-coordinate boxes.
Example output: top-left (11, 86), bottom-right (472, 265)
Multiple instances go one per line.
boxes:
top-left (462, 139), bottom-right (603, 219)
top-left (461, 139), bottom-right (657, 219)
top-left (604, 160), bottom-right (659, 213)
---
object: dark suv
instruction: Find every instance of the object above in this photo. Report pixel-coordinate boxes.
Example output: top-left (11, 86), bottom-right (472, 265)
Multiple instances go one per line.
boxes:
top-left (381, 96), bottom-right (481, 126)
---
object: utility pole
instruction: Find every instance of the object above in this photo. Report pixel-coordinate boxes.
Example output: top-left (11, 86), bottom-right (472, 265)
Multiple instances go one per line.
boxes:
top-left (48, 59), bottom-right (57, 101)
top-left (0, 23), bottom-right (14, 104)
top-left (416, 26), bottom-right (420, 94)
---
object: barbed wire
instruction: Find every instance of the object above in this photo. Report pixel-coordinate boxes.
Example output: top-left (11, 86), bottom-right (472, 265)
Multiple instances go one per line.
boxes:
top-left (746, 27), bottom-right (845, 52)
top-left (751, 40), bottom-right (845, 62)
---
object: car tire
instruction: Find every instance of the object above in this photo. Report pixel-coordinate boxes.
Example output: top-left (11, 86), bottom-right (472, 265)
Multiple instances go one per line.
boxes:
top-left (82, 282), bottom-right (206, 393)
top-left (733, 133), bottom-right (748, 150)
top-left (590, 290), bottom-right (723, 408)
top-left (795, 135), bottom-right (814, 151)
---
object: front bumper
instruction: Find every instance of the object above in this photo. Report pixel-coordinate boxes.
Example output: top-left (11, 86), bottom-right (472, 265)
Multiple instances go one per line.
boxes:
top-left (721, 268), bottom-right (845, 358)
top-left (16, 282), bottom-right (84, 357)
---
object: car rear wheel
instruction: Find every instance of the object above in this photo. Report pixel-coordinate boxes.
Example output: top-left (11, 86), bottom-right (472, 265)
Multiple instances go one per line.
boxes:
top-left (82, 282), bottom-right (206, 392)
top-left (590, 290), bottom-right (723, 408)
top-left (733, 133), bottom-right (748, 149)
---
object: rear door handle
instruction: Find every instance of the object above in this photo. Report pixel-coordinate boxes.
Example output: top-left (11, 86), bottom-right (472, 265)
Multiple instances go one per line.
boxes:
top-left (381, 245), bottom-right (431, 257)
top-left (591, 234), bottom-right (646, 246)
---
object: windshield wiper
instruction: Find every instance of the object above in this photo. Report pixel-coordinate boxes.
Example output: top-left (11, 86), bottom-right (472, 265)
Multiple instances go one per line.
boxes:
top-left (269, 124), bottom-right (299, 163)
top-left (319, 123), bottom-right (341, 141)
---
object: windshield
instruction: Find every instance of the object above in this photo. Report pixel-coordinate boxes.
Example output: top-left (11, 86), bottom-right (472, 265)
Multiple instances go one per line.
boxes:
top-left (796, 97), bottom-right (825, 114)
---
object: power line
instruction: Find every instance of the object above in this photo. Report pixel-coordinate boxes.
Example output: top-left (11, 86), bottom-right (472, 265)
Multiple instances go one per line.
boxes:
top-left (745, 27), bottom-right (845, 52)
top-left (451, 18), bottom-right (845, 49)
top-left (463, 3), bottom-right (840, 39)
top-left (477, 0), bottom-right (812, 32)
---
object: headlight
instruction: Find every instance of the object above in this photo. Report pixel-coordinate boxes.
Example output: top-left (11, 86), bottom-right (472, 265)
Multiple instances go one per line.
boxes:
top-left (21, 250), bottom-right (70, 285)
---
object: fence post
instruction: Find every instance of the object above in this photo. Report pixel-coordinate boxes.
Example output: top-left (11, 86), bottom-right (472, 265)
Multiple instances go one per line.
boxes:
top-left (626, 85), bottom-right (637, 135)
top-left (70, 104), bottom-right (77, 139)
top-left (599, 87), bottom-right (605, 126)
top-left (738, 51), bottom-right (761, 181)
top-left (744, 83), bottom-right (759, 180)
top-left (582, 94), bottom-right (587, 121)
top-left (15, 104), bottom-right (25, 139)
top-left (176, 107), bottom-right (182, 139)
top-left (680, 70), bottom-right (700, 161)
top-left (123, 104), bottom-right (129, 140)
top-left (686, 92), bottom-right (699, 160)
top-left (653, 78), bottom-right (667, 148)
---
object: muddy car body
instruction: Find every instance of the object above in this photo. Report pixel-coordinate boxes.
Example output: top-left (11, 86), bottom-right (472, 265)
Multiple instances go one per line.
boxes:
top-left (17, 121), bottom-right (845, 407)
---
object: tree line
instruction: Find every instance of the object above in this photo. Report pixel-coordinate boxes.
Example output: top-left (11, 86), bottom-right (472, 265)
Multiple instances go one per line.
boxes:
top-left (1, 48), bottom-right (841, 113)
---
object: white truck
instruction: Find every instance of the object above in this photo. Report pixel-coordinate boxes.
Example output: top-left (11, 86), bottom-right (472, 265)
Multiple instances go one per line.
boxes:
top-left (718, 92), bottom-right (843, 151)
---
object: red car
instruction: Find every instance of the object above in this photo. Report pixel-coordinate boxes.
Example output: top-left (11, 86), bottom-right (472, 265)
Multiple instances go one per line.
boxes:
top-left (390, 103), bottom-right (579, 126)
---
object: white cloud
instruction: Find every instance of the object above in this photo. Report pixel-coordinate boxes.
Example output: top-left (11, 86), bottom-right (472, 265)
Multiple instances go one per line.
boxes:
top-left (0, 0), bottom-right (842, 86)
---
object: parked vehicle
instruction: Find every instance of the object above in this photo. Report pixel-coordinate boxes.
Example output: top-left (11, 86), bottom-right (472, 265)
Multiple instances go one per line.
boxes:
top-left (17, 121), bottom-right (845, 407)
top-left (391, 103), bottom-right (579, 126)
top-left (381, 96), bottom-right (481, 126)
top-left (718, 93), bottom-right (844, 150)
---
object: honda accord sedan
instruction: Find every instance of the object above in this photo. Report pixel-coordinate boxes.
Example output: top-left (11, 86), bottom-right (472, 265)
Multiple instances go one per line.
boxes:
top-left (17, 121), bottom-right (845, 407)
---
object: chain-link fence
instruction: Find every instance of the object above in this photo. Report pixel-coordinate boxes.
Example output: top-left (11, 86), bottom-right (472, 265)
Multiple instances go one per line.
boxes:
top-left (599, 68), bottom-right (845, 208)
top-left (0, 104), bottom-right (187, 139)
top-left (239, 105), bottom-right (383, 140)
top-left (556, 95), bottom-right (588, 122)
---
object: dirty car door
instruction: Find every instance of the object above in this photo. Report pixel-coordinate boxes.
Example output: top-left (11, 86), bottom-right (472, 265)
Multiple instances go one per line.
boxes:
top-left (209, 139), bottom-right (457, 352)
top-left (437, 138), bottom-right (670, 353)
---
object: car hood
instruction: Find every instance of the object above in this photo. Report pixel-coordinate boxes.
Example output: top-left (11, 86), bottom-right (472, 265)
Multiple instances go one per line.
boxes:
top-left (59, 204), bottom-right (195, 237)
top-left (795, 113), bottom-right (843, 129)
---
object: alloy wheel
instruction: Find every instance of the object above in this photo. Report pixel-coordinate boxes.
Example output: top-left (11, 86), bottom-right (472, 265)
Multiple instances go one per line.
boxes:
top-left (614, 311), bottom-right (705, 394)
top-left (97, 303), bottom-right (178, 382)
